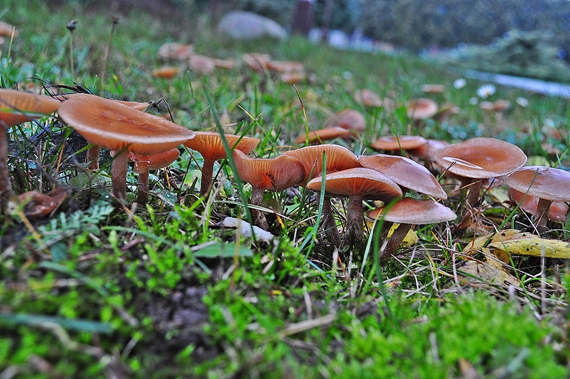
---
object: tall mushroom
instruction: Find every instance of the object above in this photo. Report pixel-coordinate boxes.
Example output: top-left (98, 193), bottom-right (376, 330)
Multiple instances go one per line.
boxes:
top-left (435, 137), bottom-right (527, 209)
top-left (0, 89), bottom-right (60, 214)
top-left (58, 93), bottom-right (195, 201)
top-left (307, 167), bottom-right (402, 250)
top-left (283, 144), bottom-right (361, 246)
top-left (183, 131), bottom-right (260, 196)
top-left (504, 166), bottom-right (570, 230)
top-left (324, 109), bottom-right (366, 133)
top-left (232, 149), bottom-right (305, 230)
top-left (371, 135), bottom-right (427, 154)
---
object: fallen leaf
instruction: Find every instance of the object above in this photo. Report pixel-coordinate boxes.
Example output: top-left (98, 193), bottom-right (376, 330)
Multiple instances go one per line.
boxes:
top-left (490, 235), bottom-right (570, 259)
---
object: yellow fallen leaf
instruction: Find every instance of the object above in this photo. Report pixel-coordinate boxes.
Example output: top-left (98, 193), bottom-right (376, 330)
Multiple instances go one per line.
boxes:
top-left (387, 223), bottom-right (418, 248)
top-left (490, 236), bottom-right (570, 259)
top-left (464, 229), bottom-right (521, 255)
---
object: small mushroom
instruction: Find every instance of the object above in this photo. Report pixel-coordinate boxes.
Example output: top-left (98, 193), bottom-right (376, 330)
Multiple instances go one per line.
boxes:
top-left (129, 148), bottom-right (180, 205)
top-left (508, 186), bottom-right (568, 224)
top-left (183, 131), bottom-right (260, 196)
top-left (189, 54), bottom-right (216, 75)
top-left (371, 135), bottom-right (427, 153)
top-left (0, 89), bottom-right (60, 213)
top-left (294, 126), bottom-right (351, 145)
top-left (353, 89), bottom-right (383, 107)
top-left (283, 144), bottom-right (361, 246)
top-left (58, 93), bottom-right (195, 201)
top-left (504, 166), bottom-right (570, 230)
top-left (307, 167), bottom-right (403, 250)
top-left (324, 109), bottom-right (366, 133)
top-left (406, 98), bottom-right (438, 120)
top-left (368, 198), bottom-right (456, 258)
top-left (421, 84), bottom-right (446, 94)
top-left (152, 66), bottom-right (180, 79)
top-left (232, 150), bottom-right (305, 230)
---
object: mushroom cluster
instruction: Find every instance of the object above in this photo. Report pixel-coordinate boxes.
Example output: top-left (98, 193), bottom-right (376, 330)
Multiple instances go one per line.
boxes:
top-left (3, 83), bottom-right (567, 259)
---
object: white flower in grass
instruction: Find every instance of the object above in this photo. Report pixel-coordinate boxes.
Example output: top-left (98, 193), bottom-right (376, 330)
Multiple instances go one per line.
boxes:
top-left (342, 71), bottom-right (353, 80)
top-left (516, 96), bottom-right (529, 107)
top-left (469, 97), bottom-right (479, 105)
top-left (453, 78), bottom-right (466, 89)
top-left (477, 84), bottom-right (496, 98)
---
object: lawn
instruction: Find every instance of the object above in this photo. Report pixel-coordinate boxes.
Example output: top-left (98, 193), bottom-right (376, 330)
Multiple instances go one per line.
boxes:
top-left (1, 1), bottom-right (570, 378)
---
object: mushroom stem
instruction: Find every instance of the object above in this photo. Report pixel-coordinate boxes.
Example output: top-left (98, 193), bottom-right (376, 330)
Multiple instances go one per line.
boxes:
top-left (250, 187), bottom-right (269, 230)
top-left (343, 195), bottom-right (364, 250)
top-left (137, 168), bottom-right (150, 205)
top-left (466, 179), bottom-right (483, 208)
top-left (199, 158), bottom-right (215, 197)
top-left (0, 127), bottom-right (13, 214)
top-left (534, 198), bottom-right (552, 232)
top-left (111, 150), bottom-right (129, 201)
top-left (321, 197), bottom-right (341, 246)
top-left (85, 145), bottom-right (101, 170)
top-left (380, 223), bottom-right (413, 260)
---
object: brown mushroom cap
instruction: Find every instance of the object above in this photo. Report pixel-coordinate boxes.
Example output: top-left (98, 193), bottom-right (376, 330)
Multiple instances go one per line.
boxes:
top-left (353, 89), bottom-right (383, 107)
top-left (504, 166), bottom-right (570, 202)
top-left (265, 60), bottom-right (304, 73)
top-left (129, 148), bottom-right (180, 174)
top-left (407, 139), bottom-right (450, 160)
top-left (358, 154), bottom-right (447, 199)
top-left (407, 98), bottom-right (438, 119)
top-left (421, 84), bottom-right (446, 94)
top-left (324, 109), bottom-right (366, 132)
top-left (152, 66), bottom-right (180, 79)
top-left (232, 150), bottom-right (305, 191)
top-left (0, 89), bottom-right (60, 128)
top-left (306, 167), bottom-right (403, 202)
top-left (367, 198), bottom-right (456, 224)
top-left (184, 131), bottom-right (260, 161)
top-left (279, 71), bottom-right (306, 84)
top-left (435, 137), bottom-right (527, 179)
top-left (282, 144), bottom-right (360, 186)
top-left (508, 186), bottom-right (569, 223)
top-left (295, 126), bottom-right (351, 145)
top-left (189, 54), bottom-right (216, 75)
top-left (157, 42), bottom-right (194, 60)
top-left (243, 53), bottom-right (271, 72)
top-left (371, 135), bottom-right (427, 152)
top-left (58, 93), bottom-right (195, 155)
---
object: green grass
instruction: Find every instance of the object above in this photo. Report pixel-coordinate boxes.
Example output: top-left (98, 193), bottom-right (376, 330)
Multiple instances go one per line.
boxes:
top-left (1, 1), bottom-right (570, 378)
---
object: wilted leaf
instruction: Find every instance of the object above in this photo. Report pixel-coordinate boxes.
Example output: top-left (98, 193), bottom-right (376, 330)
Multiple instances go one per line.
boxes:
top-left (490, 235), bottom-right (570, 259)
top-left (459, 251), bottom-right (520, 287)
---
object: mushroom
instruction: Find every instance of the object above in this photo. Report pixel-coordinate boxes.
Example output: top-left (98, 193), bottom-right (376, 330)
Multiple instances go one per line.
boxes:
top-left (242, 53), bottom-right (271, 72)
top-left (265, 60), bottom-right (304, 73)
top-left (508, 187), bottom-right (569, 224)
top-left (421, 84), bottom-right (446, 94)
top-left (324, 109), bottom-right (366, 133)
top-left (129, 148), bottom-right (180, 205)
top-left (504, 166), bottom-right (570, 230)
top-left (283, 144), bottom-right (361, 246)
top-left (0, 89), bottom-right (60, 213)
top-left (407, 139), bottom-right (450, 171)
top-left (294, 126), bottom-right (351, 145)
top-left (406, 98), bottom-right (438, 120)
top-left (189, 54), bottom-right (216, 75)
top-left (157, 42), bottom-right (194, 60)
top-left (435, 137), bottom-right (527, 209)
top-left (307, 167), bottom-right (403, 250)
top-left (183, 131), bottom-right (260, 196)
top-left (152, 66), bottom-right (180, 79)
top-left (58, 93), bottom-right (195, 201)
top-left (371, 135), bottom-right (427, 153)
top-left (367, 198), bottom-right (456, 258)
top-left (232, 149), bottom-right (305, 230)
top-left (358, 154), bottom-right (447, 199)
top-left (353, 89), bottom-right (383, 107)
